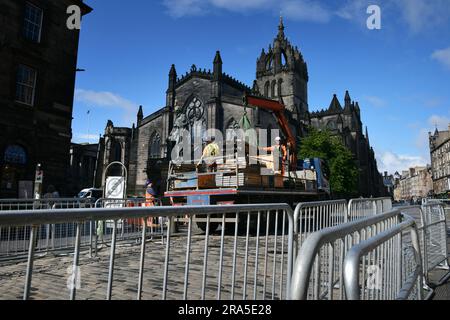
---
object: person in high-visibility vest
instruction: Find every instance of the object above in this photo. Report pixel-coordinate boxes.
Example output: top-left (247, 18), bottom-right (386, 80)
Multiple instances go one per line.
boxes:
top-left (144, 180), bottom-right (157, 206)
top-left (142, 179), bottom-right (158, 227)
top-left (198, 136), bottom-right (220, 172)
top-left (261, 137), bottom-right (287, 175)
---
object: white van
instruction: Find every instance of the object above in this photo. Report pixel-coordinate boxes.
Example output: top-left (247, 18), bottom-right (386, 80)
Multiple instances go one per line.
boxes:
top-left (77, 188), bottom-right (103, 200)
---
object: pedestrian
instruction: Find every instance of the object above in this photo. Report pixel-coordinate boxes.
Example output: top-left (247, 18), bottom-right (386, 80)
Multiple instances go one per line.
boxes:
top-left (43, 185), bottom-right (60, 199)
top-left (142, 179), bottom-right (158, 228)
top-left (198, 136), bottom-right (220, 173)
top-left (261, 137), bottom-right (287, 175)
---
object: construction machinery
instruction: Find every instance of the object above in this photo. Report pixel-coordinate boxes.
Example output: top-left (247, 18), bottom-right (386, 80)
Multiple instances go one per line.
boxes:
top-left (164, 95), bottom-right (330, 232)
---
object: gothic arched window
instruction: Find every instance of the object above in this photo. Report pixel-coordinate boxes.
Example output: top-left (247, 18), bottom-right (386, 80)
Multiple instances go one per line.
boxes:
top-left (184, 97), bottom-right (207, 156)
top-left (277, 78), bottom-right (283, 97)
top-left (149, 132), bottom-right (161, 159)
top-left (271, 81), bottom-right (277, 98)
top-left (264, 81), bottom-right (270, 97)
top-left (266, 56), bottom-right (273, 71)
top-left (113, 141), bottom-right (122, 162)
top-left (327, 121), bottom-right (337, 131)
top-left (281, 51), bottom-right (288, 67)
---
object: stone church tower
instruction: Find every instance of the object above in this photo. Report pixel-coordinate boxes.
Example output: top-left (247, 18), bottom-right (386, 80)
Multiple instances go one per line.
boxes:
top-left (255, 17), bottom-right (309, 124)
top-left (94, 18), bottom-right (386, 198)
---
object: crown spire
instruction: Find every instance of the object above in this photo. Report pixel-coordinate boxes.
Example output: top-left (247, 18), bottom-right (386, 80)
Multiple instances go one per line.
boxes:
top-left (278, 14), bottom-right (285, 38)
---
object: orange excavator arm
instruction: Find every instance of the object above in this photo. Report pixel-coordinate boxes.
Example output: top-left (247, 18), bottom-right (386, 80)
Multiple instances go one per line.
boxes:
top-left (244, 95), bottom-right (296, 150)
top-left (244, 95), bottom-right (297, 170)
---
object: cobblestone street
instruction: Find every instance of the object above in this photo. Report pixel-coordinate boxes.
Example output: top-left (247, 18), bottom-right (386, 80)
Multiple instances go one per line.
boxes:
top-left (0, 233), bottom-right (290, 300)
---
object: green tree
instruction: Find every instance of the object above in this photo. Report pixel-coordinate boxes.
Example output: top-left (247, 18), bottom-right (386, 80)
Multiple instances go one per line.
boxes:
top-left (298, 128), bottom-right (359, 197)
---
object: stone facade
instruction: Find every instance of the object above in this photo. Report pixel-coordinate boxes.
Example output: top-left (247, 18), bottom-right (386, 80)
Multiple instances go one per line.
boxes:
top-left (429, 124), bottom-right (450, 197)
top-left (97, 19), bottom-right (385, 198)
top-left (395, 167), bottom-right (433, 202)
top-left (309, 92), bottom-right (386, 197)
top-left (0, 0), bottom-right (91, 198)
top-left (68, 142), bottom-right (99, 195)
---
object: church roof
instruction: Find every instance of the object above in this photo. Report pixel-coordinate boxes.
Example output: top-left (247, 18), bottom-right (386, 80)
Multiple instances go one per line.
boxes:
top-left (175, 65), bottom-right (251, 93)
top-left (329, 94), bottom-right (343, 111)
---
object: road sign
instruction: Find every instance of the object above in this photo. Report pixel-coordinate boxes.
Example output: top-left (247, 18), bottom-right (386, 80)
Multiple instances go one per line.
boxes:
top-left (105, 176), bottom-right (125, 199)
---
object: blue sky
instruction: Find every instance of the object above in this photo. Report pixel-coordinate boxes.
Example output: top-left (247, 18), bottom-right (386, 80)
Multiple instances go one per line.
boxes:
top-left (73, 0), bottom-right (450, 174)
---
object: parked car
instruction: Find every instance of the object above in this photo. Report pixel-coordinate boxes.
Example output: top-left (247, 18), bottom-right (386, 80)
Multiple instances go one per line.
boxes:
top-left (77, 188), bottom-right (103, 201)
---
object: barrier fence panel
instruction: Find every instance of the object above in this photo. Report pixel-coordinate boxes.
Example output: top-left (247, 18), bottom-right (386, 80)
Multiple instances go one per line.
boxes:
top-left (0, 199), bottom-right (95, 259)
top-left (293, 200), bottom-right (348, 260)
top-left (290, 210), bottom-right (403, 300)
top-left (420, 203), bottom-right (449, 284)
top-left (343, 216), bottom-right (423, 300)
top-left (0, 198), bottom-right (165, 259)
top-left (0, 204), bottom-right (294, 301)
top-left (93, 198), bottom-right (164, 250)
top-left (0, 198), bottom-right (95, 211)
top-left (347, 199), bottom-right (377, 221)
top-left (392, 204), bottom-right (450, 296)
top-left (374, 197), bottom-right (393, 214)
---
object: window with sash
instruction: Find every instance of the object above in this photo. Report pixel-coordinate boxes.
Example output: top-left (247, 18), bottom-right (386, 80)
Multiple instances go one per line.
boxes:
top-left (23, 2), bottom-right (43, 43)
top-left (15, 65), bottom-right (37, 106)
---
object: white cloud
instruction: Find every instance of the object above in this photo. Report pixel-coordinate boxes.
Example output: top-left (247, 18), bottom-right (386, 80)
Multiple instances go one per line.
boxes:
top-left (377, 151), bottom-right (428, 174)
top-left (75, 89), bottom-right (137, 112)
top-left (428, 115), bottom-right (450, 130)
top-left (365, 95), bottom-right (387, 108)
top-left (76, 134), bottom-right (100, 140)
top-left (75, 89), bottom-right (139, 126)
top-left (280, 0), bottom-right (331, 23)
top-left (335, 0), bottom-right (373, 21)
top-left (415, 128), bottom-right (429, 149)
top-left (415, 115), bottom-right (450, 149)
top-left (162, 0), bottom-right (450, 32)
top-left (396, 0), bottom-right (450, 33)
top-left (210, 0), bottom-right (274, 12)
top-left (163, 0), bottom-right (207, 18)
top-left (432, 47), bottom-right (450, 70)
top-left (163, 0), bottom-right (331, 22)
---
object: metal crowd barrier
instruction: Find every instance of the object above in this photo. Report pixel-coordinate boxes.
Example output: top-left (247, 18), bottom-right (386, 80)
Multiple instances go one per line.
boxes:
top-left (93, 198), bottom-right (165, 253)
top-left (374, 197), bottom-right (393, 214)
top-left (343, 215), bottom-right (423, 300)
top-left (347, 198), bottom-right (377, 221)
top-left (397, 204), bottom-right (450, 290)
top-left (421, 204), bottom-right (449, 284)
top-left (0, 198), bottom-right (96, 259)
top-left (347, 197), bottom-right (392, 221)
top-left (0, 198), bottom-right (94, 211)
top-left (0, 198), bottom-right (164, 259)
top-left (293, 200), bottom-right (348, 260)
top-left (290, 209), bottom-right (406, 300)
top-left (0, 204), bottom-right (294, 301)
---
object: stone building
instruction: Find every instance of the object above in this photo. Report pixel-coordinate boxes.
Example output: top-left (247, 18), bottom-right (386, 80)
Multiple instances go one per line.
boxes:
top-left (429, 124), bottom-right (450, 197)
top-left (0, 0), bottom-right (92, 198)
top-left (96, 19), bottom-right (385, 198)
top-left (309, 92), bottom-right (386, 197)
top-left (395, 167), bottom-right (433, 202)
top-left (67, 142), bottom-right (99, 196)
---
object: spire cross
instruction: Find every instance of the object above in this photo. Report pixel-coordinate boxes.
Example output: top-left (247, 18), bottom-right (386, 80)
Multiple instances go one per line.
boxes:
top-left (279, 13), bottom-right (284, 30)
